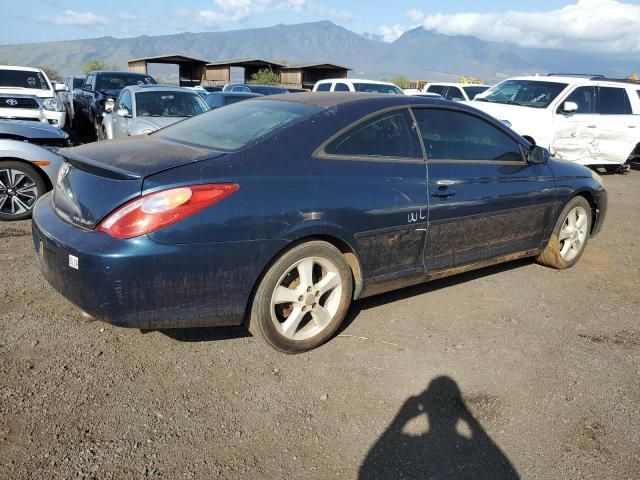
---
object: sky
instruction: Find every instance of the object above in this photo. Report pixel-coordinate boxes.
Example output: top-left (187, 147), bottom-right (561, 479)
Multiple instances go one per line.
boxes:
top-left (4, 0), bottom-right (640, 54)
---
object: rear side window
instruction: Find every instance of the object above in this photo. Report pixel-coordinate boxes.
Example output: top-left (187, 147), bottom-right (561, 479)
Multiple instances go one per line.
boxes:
top-left (156, 99), bottom-right (321, 152)
top-left (445, 87), bottom-right (465, 101)
top-left (560, 86), bottom-right (596, 114)
top-left (427, 85), bottom-right (448, 96)
top-left (413, 108), bottom-right (523, 162)
top-left (598, 87), bottom-right (632, 114)
top-left (324, 109), bottom-right (421, 159)
top-left (334, 83), bottom-right (350, 92)
top-left (353, 83), bottom-right (403, 94)
top-left (315, 83), bottom-right (331, 92)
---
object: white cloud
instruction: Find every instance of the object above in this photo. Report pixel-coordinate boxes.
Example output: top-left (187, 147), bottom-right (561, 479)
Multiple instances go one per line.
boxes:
top-left (196, 0), bottom-right (351, 28)
top-left (384, 0), bottom-right (640, 53)
top-left (379, 24), bottom-right (408, 43)
top-left (52, 10), bottom-right (109, 27)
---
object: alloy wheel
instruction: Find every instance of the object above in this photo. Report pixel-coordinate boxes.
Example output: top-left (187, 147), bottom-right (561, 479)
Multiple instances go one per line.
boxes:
top-left (0, 168), bottom-right (39, 217)
top-left (558, 206), bottom-right (589, 262)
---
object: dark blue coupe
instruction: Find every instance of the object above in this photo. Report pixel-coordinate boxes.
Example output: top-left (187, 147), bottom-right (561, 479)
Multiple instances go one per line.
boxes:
top-left (32, 93), bottom-right (607, 353)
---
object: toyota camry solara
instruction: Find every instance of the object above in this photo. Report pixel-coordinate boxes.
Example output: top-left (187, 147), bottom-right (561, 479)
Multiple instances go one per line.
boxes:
top-left (32, 93), bottom-right (607, 353)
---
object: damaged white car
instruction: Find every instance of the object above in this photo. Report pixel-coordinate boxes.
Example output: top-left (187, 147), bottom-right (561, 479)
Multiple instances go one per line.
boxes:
top-left (470, 74), bottom-right (640, 173)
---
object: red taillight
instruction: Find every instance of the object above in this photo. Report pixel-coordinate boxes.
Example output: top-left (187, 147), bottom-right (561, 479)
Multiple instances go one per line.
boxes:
top-left (96, 183), bottom-right (238, 239)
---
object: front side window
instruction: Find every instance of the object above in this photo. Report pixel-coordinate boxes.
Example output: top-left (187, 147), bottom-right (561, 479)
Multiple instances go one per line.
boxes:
top-left (98, 73), bottom-right (155, 91)
top-left (0, 69), bottom-right (50, 90)
top-left (156, 99), bottom-right (321, 152)
top-left (413, 108), bottom-right (523, 162)
top-left (445, 87), bottom-right (465, 101)
top-left (324, 109), bottom-right (421, 159)
top-left (353, 83), bottom-right (403, 94)
top-left (334, 83), bottom-right (350, 92)
top-left (315, 83), bottom-right (331, 92)
top-left (73, 77), bottom-right (84, 89)
top-left (117, 90), bottom-right (132, 113)
top-left (598, 87), bottom-right (632, 114)
top-left (477, 80), bottom-right (568, 109)
top-left (135, 91), bottom-right (208, 117)
top-left (427, 85), bottom-right (448, 96)
top-left (558, 86), bottom-right (596, 114)
top-left (84, 74), bottom-right (94, 90)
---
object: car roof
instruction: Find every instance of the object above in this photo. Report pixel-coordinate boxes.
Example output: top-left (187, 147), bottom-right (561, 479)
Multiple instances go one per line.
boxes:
top-left (123, 84), bottom-right (199, 94)
top-left (88, 70), bottom-right (151, 76)
top-left (0, 65), bottom-right (43, 72)
top-left (502, 75), bottom-right (640, 87)
top-left (263, 92), bottom-right (450, 109)
top-left (428, 82), bottom-right (490, 87)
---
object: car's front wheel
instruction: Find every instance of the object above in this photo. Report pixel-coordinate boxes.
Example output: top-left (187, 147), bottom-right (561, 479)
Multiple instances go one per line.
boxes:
top-left (536, 196), bottom-right (592, 269)
top-left (248, 241), bottom-right (353, 353)
top-left (0, 161), bottom-right (47, 221)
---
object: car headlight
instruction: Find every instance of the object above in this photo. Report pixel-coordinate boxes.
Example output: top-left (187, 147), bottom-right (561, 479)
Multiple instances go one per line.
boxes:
top-left (43, 97), bottom-right (64, 112)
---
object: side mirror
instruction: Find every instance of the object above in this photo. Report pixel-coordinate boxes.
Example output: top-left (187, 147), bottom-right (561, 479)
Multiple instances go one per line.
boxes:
top-left (54, 83), bottom-right (68, 92)
top-left (528, 145), bottom-right (550, 165)
top-left (116, 108), bottom-right (131, 118)
top-left (562, 101), bottom-right (578, 113)
top-left (104, 98), bottom-right (116, 113)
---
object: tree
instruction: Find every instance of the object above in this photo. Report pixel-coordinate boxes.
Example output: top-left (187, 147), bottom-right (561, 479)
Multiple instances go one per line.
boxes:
top-left (250, 67), bottom-right (278, 85)
top-left (82, 59), bottom-right (117, 74)
top-left (390, 76), bottom-right (411, 89)
top-left (39, 66), bottom-right (60, 82)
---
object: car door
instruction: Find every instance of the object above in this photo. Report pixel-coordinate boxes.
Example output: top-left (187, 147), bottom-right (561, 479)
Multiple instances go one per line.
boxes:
top-left (316, 108), bottom-right (428, 282)
top-left (595, 85), bottom-right (639, 165)
top-left (412, 106), bottom-right (557, 271)
top-left (552, 86), bottom-right (600, 162)
top-left (79, 74), bottom-right (94, 120)
top-left (112, 89), bottom-right (133, 138)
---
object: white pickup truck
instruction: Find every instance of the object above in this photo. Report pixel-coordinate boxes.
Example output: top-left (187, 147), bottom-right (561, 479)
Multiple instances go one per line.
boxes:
top-left (469, 74), bottom-right (640, 172)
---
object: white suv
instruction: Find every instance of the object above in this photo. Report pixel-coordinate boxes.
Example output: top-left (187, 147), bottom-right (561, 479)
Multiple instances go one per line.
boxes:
top-left (423, 82), bottom-right (490, 101)
top-left (0, 65), bottom-right (67, 129)
top-left (470, 75), bottom-right (640, 172)
top-left (313, 79), bottom-right (404, 94)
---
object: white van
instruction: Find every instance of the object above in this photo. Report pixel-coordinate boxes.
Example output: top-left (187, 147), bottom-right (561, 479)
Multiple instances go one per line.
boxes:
top-left (469, 74), bottom-right (640, 172)
top-left (313, 79), bottom-right (404, 95)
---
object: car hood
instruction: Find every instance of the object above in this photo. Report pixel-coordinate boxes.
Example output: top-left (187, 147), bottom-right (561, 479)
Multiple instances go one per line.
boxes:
top-left (0, 119), bottom-right (68, 140)
top-left (60, 136), bottom-right (224, 179)
top-left (0, 87), bottom-right (53, 99)
top-left (99, 89), bottom-right (123, 98)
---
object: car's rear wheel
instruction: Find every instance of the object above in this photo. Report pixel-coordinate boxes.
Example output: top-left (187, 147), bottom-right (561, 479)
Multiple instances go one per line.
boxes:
top-left (0, 161), bottom-right (47, 221)
top-left (248, 241), bottom-right (353, 353)
top-left (536, 196), bottom-right (592, 269)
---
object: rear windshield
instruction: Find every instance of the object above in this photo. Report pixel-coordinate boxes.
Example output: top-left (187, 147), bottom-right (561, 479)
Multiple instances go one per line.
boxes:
top-left (98, 73), bottom-right (156, 91)
top-left (156, 99), bottom-right (321, 151)
top-left (353, 83), bottom-right (404, 94)
top-left (0, 70), bottom-right (50, 90)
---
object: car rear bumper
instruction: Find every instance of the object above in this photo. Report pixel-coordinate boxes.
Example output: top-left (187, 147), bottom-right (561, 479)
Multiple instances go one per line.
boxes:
top-left (32, 193), bottom-right (285, 329)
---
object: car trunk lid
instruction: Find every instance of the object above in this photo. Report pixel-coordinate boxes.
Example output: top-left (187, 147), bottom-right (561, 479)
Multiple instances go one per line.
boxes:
top-left (53, 137), bottom-right (224, 229)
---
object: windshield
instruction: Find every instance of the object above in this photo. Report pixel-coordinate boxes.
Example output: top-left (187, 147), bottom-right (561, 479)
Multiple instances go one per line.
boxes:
top-left (98, 73), bottom-right (156, 91)
top-left (0, 70), bottom-right (50, 90)
top-left (135, 91), bottom-right (208, 117)
top-left (477, 80), bottom-right (567, 108)
top-left (353, 83), bottom-right (404, 94)
top-left (462, 86), bottom-right (489, 100)
top-left (156, 99), bottom-right (321, 151)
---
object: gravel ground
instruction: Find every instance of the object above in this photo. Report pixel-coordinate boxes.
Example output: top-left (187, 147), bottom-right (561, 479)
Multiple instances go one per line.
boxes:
top-left (1, 170), bottom-right (639, 479)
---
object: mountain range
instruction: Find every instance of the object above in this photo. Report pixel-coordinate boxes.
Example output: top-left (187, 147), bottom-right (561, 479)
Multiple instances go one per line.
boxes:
top-left (0, 21), bottom-right (638, 83)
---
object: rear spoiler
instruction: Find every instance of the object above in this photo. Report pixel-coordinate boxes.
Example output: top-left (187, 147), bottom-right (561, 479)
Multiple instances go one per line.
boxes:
top-left (61, 148), bottom-right (141, 180)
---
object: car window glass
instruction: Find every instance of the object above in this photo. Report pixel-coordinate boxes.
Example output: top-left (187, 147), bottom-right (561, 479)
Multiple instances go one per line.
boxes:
top-left (0, 69), bottom-right (49, 90)
top-left (559, 86), bottom-right (596, 114)
top-left (480, 80), bottom-right (567, 108)
top-left (324, 109), bottom-right (421, 159)
top-left (98, 74), bottom-right (155, 91)
top-left (445, 87), bottom-right (465, 101)
top-left (73, 78), bottom-right (84, 89)
top-left (598, 87), bottom-right (632, 114)
top-left (427, 85), bottom-right (448, 96)
top-left (135, 92), bottom-right (207, 117)
top-left (315, 83), bottom-right (331, 92)
top-left (118, 90), bottom-right (132, 112)
top-left (413, 108), bottom-right (523, 162)
top-left (462, 86), bottom-right (489, 100)
top-left (353, 83), bottom-right (403, 94)
top-left (334, 83), bottom-right (350, 92)
top-left (84, 74), bottom-right (94, 89)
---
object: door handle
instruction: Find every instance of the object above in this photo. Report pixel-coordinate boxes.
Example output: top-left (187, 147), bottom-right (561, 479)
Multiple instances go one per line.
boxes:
top-left (431, 190), bottom-right (456, 199)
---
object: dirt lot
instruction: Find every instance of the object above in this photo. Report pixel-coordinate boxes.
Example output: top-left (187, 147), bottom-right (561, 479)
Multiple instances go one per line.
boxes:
top-left (1, 171), bottom-right (639, 479)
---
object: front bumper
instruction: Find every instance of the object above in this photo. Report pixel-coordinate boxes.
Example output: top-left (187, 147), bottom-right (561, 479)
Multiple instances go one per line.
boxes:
top-left (32, 193), bottom-right (285, 329)
top-left (591, 188), bottom-right (608, 238)
top-left (0, 107), bottom-right (47, 123)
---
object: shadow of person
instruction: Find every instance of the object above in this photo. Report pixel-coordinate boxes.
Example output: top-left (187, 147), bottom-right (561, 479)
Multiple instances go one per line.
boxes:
top-left (359, 376), bottom-right (519, 480)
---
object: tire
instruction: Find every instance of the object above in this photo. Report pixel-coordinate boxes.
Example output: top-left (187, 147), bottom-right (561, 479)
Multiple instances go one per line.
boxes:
top-left (536, 196), bottom-right (592, 269)
top-left (0, 161), bottom-right (48, 221)
top-left (247, 241), bottom-right (353, 354)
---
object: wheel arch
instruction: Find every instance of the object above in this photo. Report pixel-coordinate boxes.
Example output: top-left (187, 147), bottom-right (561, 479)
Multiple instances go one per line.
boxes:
top-left (242, 233), bottom-right (365, 326)
top-left (569, 189), bottom-right (598, 235)
top-left (0, 156), bottom-right (52, 191)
